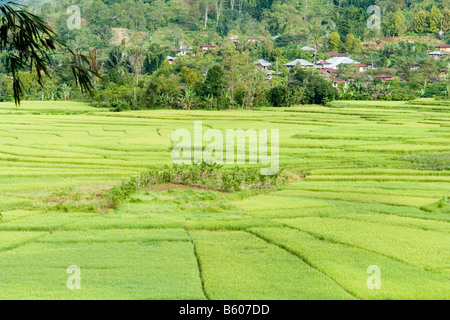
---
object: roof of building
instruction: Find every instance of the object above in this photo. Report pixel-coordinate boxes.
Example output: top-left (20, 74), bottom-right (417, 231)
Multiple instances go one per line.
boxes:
top-left (435, 44), bottom-right (450, 48)
top-left (428, 51), bottom-right (447, 55)
top-left (324, 51), bottom-right (345, 57)
top-left (200, 44), bottom-right (216, 48)
top-left (350, 73), bottom-right (371, 78)
top-left (355, 63), bottom-right (368, 67)
top-left (248, 36), bottom-right (267, 41)
top-left (319, 68), bottom-right (338, 74)
top-left (284, 59), bottom-right (314, 67)
top-left (329, 77), bottom-right (346, 82)
top-left (254, 59), bottom-right (272, 67)
top-left (374, 74), bottom-right (394, 78)
top-left (301, 46), bottom-right (316, 51)
top-left (325, 57), bottom-right (359, 69)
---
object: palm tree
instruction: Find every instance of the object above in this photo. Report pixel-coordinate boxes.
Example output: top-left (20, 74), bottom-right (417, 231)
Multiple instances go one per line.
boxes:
top-left (128, 46), bottom-right (146, 109)
top-left (104, 45), bottom-right (126, 71)
top-left (0, 1), bottom-right (96, 104)
top-left (310, 32), bottom-right (322, 75)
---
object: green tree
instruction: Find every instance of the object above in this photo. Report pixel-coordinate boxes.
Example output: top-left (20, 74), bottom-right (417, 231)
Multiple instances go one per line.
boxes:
top-left (389, 11), bottom-right (406, 36)
top-left (104, 45), bottom-right (127, 72)
top-left (269, 85), bottom-right (289, 107)
top-left (420, 60), bottom-right (438, 92)
top-left (180, 67), bottom-right (202, 88)
top-left (411, 10), bottom-right (427, 34)
top-left (146, 62), bottom-right (180, 107)
top-left (328, 32), bottom-right (341, 52)
top-left (202, 65), bottom-right (224, 98)
top-left (344, 33), bottom-right (361, 54)
top-left (443, 9), bottom-right (450, 32)
top-left (427, 8), bottom-right (442, 34)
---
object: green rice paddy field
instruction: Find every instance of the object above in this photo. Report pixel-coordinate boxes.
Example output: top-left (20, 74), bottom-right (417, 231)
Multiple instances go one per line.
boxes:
top-left (0, 99), bottom-right (448, 299)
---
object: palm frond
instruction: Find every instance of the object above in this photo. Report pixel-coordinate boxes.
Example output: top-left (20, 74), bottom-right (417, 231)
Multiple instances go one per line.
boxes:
top-left (0, 1), bottom-right (98, 104)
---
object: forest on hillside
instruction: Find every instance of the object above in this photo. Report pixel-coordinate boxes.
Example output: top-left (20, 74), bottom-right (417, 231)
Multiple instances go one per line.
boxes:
top-left (1, 0), bottom-right (449, 108)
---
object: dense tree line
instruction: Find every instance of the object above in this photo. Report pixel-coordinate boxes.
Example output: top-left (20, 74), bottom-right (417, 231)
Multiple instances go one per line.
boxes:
top-left (0, 0), bottom-right (448, 106)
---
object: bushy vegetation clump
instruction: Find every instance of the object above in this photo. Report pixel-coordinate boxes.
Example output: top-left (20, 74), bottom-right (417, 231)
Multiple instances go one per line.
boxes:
top-left (45, 163), bottom-right (284, 212)
top-left (107, 163), bottom-right (283, 208)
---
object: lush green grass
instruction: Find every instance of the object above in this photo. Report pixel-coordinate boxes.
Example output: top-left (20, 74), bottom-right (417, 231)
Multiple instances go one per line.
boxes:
top-left (0, 232), bottom-right (205, 300)
top-left (249, 227), bottom-right (449, 299)
top-left (0, 100), bottom-right (449, 299)
top-left (190, 230), bottom-right (353, 300)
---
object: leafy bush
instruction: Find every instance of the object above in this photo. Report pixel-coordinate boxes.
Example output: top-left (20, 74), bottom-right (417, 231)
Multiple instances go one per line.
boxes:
top-left (106, 163), bottom-right (282, 207)
top-left (269, 85), bottom-right (289, 107)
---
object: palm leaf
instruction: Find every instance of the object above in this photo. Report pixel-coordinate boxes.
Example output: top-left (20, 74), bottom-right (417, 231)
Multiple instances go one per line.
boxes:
top-left (0, 1), bottom-right (98, 104)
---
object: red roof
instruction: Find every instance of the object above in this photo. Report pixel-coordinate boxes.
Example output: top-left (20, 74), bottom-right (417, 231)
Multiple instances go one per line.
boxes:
top-left (350, 73), bottom-right (370, 78)
top-left (355, 63), bottom-right (368, 67)
top-left (435, 44), bottom-right (450, 48)
top-left (374, 74), bottom-right (394, 78)
top-left (329, 77), bottom-right (346, 82)
top-left (320, 68), bottom-right (337, 73)
top-left (200, 44), bottom-right (216, 48)
top-left (324, 51), bottom-right (345, 57)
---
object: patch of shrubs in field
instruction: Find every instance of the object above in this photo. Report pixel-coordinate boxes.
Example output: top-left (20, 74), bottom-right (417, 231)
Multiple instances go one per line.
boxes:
top-left (46, 163), bottom-right (284, 212)
top-left (107, 163), bottom-right (283, 208)
top-left (396, 153), bottom-right (450, 171)
top-left (421, 196), bottom-right (449, 214)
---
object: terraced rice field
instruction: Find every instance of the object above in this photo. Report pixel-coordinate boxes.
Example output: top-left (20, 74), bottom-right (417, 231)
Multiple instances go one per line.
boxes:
top-left (0, 99), bottom-right (448, 299)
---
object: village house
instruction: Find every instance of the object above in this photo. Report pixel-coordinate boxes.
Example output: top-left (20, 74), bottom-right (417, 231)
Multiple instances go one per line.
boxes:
top-left (284, 59), bottom-right (314, 69)
top-left (324, 51), bottom-right (345, 57)
top-left (264, 69), bottom-right (282, 80)
top-left (254, 59), bottom-right (272, 70)
top-left (166, 56), bottom-right (176, 64)
top-left (301, 46), bottom-right (316, 52)
top-left (427, 51), bottom-right (447, 60)
top-left (315, 60), bottom-right (331, 69)
top-left (325, 57), bottom-right (360, 69)
top-left (435, 44), bottom-right (450, 53)
top-left (319, 68), bottom-right (338, 75)
top-left (200, 44), bottom-right (216, 52)
top-left (229, 35), bottom-right (239, 43)
top-left (374, 74), bottom-right (395, 82)
top-left (248, 36), bottom-right (267, 43)
top-left (355, 63), bottom-right (369, 72)
top-left (328, 77), bottom-right (347, 88)
top-left (172, 46), bottom-right (192, 56)
top-left (171, 47), bottom-right (188, 56)
top-left (349, 73), bottom-right (371, 79)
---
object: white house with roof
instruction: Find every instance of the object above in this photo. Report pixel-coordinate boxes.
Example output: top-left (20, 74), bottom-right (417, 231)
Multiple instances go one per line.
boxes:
top-left (428, 51), bottom-right (447, 60)
top-left (315, 60), bottom-right (331, 69)
top-left (435, 44), bottom-right (450, 53)
top-left (166, 56), bottom-right (176, 64)
top-left (284, 59), bottom-right (314, 69)
top-left (301, 46), bottom-right (316, 51)
top-left (254, 59), bottom-right (272, 70)
top-left (325, 56), bottom-right (360, 69)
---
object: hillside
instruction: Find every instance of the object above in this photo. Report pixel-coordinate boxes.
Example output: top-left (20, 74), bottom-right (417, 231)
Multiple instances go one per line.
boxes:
top-left (0, 0), bottom-right (447, 107)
